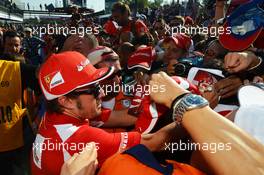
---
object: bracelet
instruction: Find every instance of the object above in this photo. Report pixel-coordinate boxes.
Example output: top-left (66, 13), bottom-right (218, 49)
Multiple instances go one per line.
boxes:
top-left (170, 92), bottom-right (190, 110)
top-left (248, 56), bottom-right (264, 76)
top-left (248, 56), bottom-right (262, 71)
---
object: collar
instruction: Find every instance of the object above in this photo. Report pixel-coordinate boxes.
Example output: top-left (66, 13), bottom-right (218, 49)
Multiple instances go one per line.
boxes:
top-left (43, 112), bottom-right (89, 126)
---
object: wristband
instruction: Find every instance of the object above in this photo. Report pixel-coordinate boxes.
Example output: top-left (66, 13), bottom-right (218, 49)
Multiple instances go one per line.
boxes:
top-left (170, 92), bottom-right (190, 110)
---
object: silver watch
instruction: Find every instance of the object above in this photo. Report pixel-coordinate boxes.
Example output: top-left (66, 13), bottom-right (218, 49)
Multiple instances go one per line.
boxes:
top-left (172, 94), bottom-right (209, 125)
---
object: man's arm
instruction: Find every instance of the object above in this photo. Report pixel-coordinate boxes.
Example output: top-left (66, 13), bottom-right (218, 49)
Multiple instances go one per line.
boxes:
top-left (140, 122), bottom-right (187, 152)
top-left (102, 109), bottom-right (137, 128)
top-left (149, 72), bottom-right (264, 175)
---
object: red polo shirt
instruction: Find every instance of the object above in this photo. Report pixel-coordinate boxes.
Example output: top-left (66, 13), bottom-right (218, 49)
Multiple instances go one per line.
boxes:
top-left (31, 112), bottom-right (141, 175)
top-left (121, 19), bottom-right (148, 35)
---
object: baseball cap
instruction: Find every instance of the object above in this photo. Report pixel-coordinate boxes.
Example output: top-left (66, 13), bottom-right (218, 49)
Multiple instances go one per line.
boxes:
top-left (219, 0), bottom-right (264, 51)
top-left (87, 46), bottom-right (119, 65)
top-left (226, 0), bottom-right (250, 15)
top-left (127, 46), bottom-right (155, 70)
top-left (39, 51), bottom-right (114, 100)
top-left (184, 16), bottom-right (194, 25)
top-left (24, 27), bottom-right (32, 32)
top-left (163, 33), bottom-right (191, 51)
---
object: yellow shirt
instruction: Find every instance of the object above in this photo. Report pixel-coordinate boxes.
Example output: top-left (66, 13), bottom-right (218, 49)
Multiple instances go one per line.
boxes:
top-left (0, 60), bottom-right (26, 152)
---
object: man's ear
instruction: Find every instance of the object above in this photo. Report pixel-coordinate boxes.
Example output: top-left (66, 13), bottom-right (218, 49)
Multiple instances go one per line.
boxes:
top-left (57, 96), bottom-right (75, 109)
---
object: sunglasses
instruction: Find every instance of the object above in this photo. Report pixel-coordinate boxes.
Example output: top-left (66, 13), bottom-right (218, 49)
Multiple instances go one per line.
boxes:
top-left (71, 84), bottom-right (101, 98)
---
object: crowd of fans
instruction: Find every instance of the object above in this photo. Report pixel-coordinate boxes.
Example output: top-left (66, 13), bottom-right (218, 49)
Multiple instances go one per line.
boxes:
top-left (1, 0), bottom-right (264, 175)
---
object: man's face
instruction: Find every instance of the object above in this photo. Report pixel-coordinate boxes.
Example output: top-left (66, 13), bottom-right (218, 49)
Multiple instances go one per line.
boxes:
top-left (154, 22), bottom-right (165, 36)
top-left (4, 36), bottom-right (21, 55)
top-left (170, 19), bottom-right (183, 27)
top-left (112, 11), bottom-right (127, 26)
top-left (79, 37), bottom-right (95, 57)
top-left (25, 31), bottom-right (32, 37)
top-left (163, 40), bottom-right (184, 62)
top-left (204, 42), bottom-right (221, 62)
top-left (70, 84), bottom-right (105, 120)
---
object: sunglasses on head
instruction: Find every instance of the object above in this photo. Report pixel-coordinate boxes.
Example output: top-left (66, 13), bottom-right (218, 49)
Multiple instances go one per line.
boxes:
top-left (71, 83), bottom-right (101, 98)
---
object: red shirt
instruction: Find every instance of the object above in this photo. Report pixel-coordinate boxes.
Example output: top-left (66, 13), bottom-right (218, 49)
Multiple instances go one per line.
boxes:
top-left (31, 112), bottom-right (141, 175)
top-left (121, 19), bottom-right (148, 36)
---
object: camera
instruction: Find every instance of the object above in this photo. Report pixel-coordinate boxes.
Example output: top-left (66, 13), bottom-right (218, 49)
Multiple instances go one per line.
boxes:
top-left (174, 61), bottom-right (193, 77)
top-left (174, 55), bottom-right (204, 77)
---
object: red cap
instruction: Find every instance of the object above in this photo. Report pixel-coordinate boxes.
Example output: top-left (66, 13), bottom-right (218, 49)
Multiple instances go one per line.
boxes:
top-left (103, 20), bottom-right (119, 36)
top-left (253, 30), bottom-right (264, 49)
top-left (184, 16), bottom-right (194, 25)
top-left (39, 51), bottom-right (114, 100)
top-left (163, 33), bottom-right (191, 51)
top-left (219, 22), bottom-right (262, 51)
top-left (87, 46), bottom-right (119, 65)
top-left (127, 46), bottom-right (155, 70)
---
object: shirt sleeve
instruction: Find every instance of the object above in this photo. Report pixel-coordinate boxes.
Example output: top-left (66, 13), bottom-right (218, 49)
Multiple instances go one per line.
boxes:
top-left (95, 108), bottom-right (112, 122)
top-left (65, 126), bottom-right (141, 166)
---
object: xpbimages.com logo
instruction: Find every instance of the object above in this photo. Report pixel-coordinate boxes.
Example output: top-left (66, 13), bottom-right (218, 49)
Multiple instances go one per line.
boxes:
top-left (164, 140), bottom-right (232, 154)
top-left (164, 25), bottom-right (232, 37)
top-left (32, 138), bottom-right (100, 152)
top-left (32, 24), bottom-right (100, 37)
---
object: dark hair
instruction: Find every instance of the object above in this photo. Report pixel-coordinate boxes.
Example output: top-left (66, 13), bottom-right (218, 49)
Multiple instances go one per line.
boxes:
top-left (3, 30), bottom-right (20, 44)
top-left (45, 93), bottom-right (80, 114)
top-left (45, 98), bottom-right (63, 114)
top-left (206, 39), bottom-right (228, 59)
top-left (112, 2), bottom-right (131, 16)
top-left (153, 18), bottom-right (166, 27)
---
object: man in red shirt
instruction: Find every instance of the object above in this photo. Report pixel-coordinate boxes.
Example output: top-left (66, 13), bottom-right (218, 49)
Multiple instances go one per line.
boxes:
top-left (31, 51), bottom-right (181, 175)
top-left (111, 2), bottom-right (149, 39)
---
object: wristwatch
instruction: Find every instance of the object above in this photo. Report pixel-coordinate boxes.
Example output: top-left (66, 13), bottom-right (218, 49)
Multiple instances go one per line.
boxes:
top-left (172, 94), bottom-right (209, 125)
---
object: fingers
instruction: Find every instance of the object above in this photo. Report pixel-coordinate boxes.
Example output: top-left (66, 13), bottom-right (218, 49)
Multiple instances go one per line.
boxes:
top-left (253, 76), bottom-right (263, 83)
top-left (221, 88), bottom-right (239, 99)
top-left (214, 79), bottom-right (233, 93)
top-left (84, 160), bottom-right (98, 175)
top-left (61, 142), bottom-right (98, 175)
top-left (76, 142), bottom-right (97, 163)
top-left (214, 77), bottom-right (242, 98)
top-left (203, 91), bottom-right (219, 109)
top-left (66, 153), bottom-right (79, 165)
top-left (224, 53), bottom-right (239, 70)
top-left (224, 52), bottom-right (255, 73)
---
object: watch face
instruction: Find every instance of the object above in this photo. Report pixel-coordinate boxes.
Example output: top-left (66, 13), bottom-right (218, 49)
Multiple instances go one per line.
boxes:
top-left (185, 94), bottom-right (207, 106)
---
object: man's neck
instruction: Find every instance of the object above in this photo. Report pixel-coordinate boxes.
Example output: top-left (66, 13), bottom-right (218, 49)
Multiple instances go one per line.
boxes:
top-left (62, 110), bottom-right (82, 121)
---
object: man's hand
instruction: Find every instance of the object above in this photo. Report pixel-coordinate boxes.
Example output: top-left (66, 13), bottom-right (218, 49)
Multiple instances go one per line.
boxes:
top-left (60, 142), bottom-right (98, 175)
top-left (149, 72), bottom-right (189, 107)
top-left (224, 52), bottom-right (259, 73)
top-left (202, 90), bottom-right (220, 109)
top-left (133, 70), bottom-right (150, 86)
top-left (214, 76), bottom-right (242, 98)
